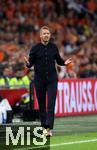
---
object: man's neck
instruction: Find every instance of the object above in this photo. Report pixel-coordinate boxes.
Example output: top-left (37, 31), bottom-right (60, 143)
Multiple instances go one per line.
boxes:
top-left (41, 40), bottom-right (49, 45)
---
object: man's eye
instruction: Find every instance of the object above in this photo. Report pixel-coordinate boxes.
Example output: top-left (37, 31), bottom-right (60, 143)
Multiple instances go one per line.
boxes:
top-left (44, 33), bottom-right (49, 35)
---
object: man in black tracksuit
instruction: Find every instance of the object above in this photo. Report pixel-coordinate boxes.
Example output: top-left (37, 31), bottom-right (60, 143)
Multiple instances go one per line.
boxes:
top-left (24, 26), bottom-right (72, 136)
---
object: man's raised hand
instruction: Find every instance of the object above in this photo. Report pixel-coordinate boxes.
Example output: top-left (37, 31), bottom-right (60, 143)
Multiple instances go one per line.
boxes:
top-left (64, 58), bottom-right (73, 65)
top-left (24, 56), bottom-right (29, 66)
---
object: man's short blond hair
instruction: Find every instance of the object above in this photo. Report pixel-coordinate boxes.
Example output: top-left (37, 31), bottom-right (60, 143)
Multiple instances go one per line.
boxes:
top-left (40, 26), bottom-right (51, 34)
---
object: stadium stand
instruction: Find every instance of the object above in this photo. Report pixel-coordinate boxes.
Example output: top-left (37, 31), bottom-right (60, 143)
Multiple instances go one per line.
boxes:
top-left (0, 0), bottom-right (97, 83)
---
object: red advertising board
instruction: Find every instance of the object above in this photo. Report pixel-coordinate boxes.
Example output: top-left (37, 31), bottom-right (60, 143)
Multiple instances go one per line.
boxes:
top-left (0, 79), bottom-right (97, 116)
top-left (0, 88), bottom-right (28, 106)
top-left (34, 78), bottom-right (97, 116)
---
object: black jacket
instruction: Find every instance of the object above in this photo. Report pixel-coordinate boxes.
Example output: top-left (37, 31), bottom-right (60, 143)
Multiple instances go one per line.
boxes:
top-left (27, 42), bottom-right (65, 83)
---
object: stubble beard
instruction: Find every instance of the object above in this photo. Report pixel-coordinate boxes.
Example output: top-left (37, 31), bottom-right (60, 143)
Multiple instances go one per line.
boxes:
top-left (42, 38), bottom-right (50, 45)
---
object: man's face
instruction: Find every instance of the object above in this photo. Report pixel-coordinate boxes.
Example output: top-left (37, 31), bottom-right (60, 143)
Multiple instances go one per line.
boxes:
top-left (40, 29), bottom-right (51, 43)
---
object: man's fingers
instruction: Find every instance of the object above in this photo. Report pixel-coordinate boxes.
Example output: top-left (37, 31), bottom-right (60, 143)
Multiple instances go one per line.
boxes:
top-left (24, 56), bottom-right (28, 62)
top-left (24, 56), bottom-right (29, 65)
top-left (65, 58), bottom-right (73, 65)
top-left (24, 56), bottom-right (28, 61)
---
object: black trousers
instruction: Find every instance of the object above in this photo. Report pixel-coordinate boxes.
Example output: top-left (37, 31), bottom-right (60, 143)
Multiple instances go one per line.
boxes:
top-left (34, 79), bottom-right (57, 129)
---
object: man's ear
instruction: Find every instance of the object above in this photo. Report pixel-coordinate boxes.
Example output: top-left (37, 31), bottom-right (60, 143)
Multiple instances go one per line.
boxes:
top-left (40, 33), bottom-right (42, 38)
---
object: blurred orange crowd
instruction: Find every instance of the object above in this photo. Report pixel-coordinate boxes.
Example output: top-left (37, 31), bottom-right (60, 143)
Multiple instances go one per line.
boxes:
top-left (0, 0), bottom-right (97, 79)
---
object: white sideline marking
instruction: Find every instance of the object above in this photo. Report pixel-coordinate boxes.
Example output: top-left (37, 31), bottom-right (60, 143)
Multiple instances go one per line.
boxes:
top-left (13, 138), bottom-right (97, 150)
